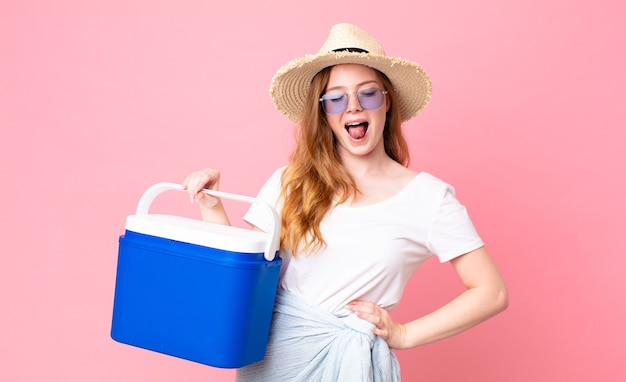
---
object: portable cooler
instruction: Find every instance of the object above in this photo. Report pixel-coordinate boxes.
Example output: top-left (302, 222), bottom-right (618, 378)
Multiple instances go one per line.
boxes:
top-left (111, 182), bottom-right (281, 368)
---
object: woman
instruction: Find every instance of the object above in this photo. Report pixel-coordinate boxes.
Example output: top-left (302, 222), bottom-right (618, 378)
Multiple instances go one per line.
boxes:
top-left (183, 23), bottom-right (508, 381)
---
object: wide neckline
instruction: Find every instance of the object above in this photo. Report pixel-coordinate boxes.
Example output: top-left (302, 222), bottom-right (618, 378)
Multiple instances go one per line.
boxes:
top-left (334, 172), bottom-right (425, 210)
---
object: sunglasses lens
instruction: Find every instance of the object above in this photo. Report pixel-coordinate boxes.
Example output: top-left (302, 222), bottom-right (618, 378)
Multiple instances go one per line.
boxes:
top-left (358, 89), bottom-right (384, 110)
top-left (321, 93), bottom-right (348, 114)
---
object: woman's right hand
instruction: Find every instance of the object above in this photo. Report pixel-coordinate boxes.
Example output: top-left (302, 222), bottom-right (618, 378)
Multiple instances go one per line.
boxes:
top-left (182, 168), bottom-right (222, 208)
top-left (182, 168), bottom-right (231, 225)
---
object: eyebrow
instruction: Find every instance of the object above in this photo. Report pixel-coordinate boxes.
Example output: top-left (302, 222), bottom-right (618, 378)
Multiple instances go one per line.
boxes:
top-left (325, 80), bottom-right (380, 92)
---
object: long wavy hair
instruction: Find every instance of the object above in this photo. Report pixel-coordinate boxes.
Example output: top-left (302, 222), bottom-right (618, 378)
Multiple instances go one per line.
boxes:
top-left (279, 66), bottom-right (409, 255)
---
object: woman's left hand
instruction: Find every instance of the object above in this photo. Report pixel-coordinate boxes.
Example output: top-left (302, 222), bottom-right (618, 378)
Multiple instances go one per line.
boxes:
top-left (346, 300), bottom-right (407, 349)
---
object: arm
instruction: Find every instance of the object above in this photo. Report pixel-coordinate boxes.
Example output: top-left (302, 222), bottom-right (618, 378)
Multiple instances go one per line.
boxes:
top-left (182, 168), bottom-right (231, 225)
top-left (347, 246), bottom-right (508, 349)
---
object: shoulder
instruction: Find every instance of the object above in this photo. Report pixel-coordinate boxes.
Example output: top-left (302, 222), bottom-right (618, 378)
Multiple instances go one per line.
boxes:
top-left (261, 166), bottom-right (287, 188)
top-left (253, 166), bottom-right (287, 202)
top-left (411, 172), bottom-right (456, 198)
top-left (270, 165), bottom-right (287, 179)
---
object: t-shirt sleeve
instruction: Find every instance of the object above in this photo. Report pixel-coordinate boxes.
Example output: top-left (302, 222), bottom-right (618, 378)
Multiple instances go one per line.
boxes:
top-left (243, 167), bottom-right (284, 233)
top-left (427, 184), bottom-right (484, 263)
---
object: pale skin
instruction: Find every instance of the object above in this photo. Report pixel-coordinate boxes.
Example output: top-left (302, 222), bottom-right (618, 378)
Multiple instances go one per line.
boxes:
top-left (183, 63), bottom-right (508, 350)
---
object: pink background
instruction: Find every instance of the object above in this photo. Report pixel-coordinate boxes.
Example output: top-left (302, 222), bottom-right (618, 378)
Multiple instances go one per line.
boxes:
top-left (2, 1), bottom-right (625, 381)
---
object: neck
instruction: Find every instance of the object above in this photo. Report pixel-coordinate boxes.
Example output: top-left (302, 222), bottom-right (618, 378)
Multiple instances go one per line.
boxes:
top-left (339, 146), bottom-right (394, 179)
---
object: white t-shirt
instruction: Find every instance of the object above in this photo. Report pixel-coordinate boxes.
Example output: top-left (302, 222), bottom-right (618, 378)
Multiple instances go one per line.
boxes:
top-left (244, 167), bottom-right (484, 316)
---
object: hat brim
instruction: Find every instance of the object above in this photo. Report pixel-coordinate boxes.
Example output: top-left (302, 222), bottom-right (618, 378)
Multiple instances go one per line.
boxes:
top-left (270, 51), bottom-right (432, 124)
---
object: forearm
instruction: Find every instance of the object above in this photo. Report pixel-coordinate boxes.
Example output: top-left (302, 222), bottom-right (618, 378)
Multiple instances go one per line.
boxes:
top-left (399, 283), bottom-right (508, 349)
top-left (199, 199), bottom-right (231, 225)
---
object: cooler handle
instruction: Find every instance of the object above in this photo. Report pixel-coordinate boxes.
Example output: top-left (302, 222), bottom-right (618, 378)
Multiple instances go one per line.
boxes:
top-left (134, 182), bottom-right (280, 262)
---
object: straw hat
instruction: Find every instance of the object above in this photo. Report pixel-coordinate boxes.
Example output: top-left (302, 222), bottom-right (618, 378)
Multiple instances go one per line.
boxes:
top-left (270, 23), bottom-right (432, 124)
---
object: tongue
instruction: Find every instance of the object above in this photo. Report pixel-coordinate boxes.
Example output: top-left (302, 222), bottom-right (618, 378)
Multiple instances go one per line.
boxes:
top-left (348, 126), bottom-right (366, 139)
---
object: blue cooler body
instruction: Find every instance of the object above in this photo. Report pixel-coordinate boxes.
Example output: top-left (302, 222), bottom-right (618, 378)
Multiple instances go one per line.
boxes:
top-left (111, 183), bottom-right (281, 368)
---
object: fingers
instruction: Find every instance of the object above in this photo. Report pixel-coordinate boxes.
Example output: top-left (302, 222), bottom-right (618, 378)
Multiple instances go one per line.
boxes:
top-left (346, 300), bottom-right (403, 346)
top-left (346, 300), bottom-right (385, 328)
top-left (182, 168), bottom-right (221, 204)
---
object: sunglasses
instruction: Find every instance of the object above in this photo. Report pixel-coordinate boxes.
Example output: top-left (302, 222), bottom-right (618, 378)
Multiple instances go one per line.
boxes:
top-left (319, 88), bottom-right (388, 115)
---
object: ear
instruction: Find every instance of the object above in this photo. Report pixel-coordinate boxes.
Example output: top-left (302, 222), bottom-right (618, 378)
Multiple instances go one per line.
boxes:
top-left (385, 92), bottom-right (391, 112)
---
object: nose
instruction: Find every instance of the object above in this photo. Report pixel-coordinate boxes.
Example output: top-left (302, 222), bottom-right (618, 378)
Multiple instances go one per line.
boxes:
top-left (346, 93), bottom-right (362, 112)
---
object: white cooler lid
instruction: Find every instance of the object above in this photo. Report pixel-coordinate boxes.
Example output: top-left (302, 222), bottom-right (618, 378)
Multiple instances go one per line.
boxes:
top-left (125, 214), bottom-right (268, 254)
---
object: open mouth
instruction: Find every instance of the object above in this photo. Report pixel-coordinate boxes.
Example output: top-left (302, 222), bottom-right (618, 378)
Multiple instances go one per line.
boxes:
top-left (346, 121), bottom-right (368, 139)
